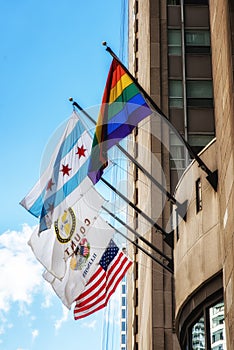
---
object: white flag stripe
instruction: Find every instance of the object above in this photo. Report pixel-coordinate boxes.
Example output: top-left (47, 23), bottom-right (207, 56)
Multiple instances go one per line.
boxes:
top-left (78, 281), bottom-right (107, 309)
top-left (76, 293), bottom-right (107, 316)
top-left (76, 268), bottom-right (105, 303)
top-left (74, 302), bottom-right (106, 320)
top-left (76, 270), bottom-right (106, 306)
top-left (106, 253), bottom-right (128, 284)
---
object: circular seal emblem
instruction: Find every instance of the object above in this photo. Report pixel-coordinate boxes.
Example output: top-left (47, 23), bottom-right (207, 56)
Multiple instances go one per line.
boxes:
top-left (70, 238), bottom-right (90, 270)
top-left (54, 207), bottom-right (76, 243)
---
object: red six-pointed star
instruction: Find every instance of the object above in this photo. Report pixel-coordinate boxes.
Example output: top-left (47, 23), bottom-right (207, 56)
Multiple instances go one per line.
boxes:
top-left (60, 164), bottom-right (72, 176)
top-left (47, 178), bottom-right (55, 191)
top-left (76, 144), bottom-right (87, 159)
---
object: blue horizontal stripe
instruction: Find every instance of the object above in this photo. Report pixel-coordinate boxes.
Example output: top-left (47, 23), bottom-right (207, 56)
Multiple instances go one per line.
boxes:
top-left (107, 93), bottom-right (150, 135)
top-left (107, 104), bottom-right (151, 149)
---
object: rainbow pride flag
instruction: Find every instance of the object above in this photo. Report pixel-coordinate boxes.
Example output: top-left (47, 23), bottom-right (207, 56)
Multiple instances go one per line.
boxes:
top-left (88, 58), bottom-right (152, 184)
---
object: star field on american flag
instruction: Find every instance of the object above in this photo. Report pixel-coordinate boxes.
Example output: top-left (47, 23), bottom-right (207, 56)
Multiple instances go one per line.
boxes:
top-left (99, 239), bottom-right (119, 271)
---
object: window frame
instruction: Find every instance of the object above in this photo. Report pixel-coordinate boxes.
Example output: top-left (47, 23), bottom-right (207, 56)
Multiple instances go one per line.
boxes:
top-left (176, 273), bottom-right (224, 350)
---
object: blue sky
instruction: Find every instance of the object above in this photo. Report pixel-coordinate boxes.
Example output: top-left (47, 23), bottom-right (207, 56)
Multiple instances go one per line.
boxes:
top-left (0, 1), bottom-right (127, 349)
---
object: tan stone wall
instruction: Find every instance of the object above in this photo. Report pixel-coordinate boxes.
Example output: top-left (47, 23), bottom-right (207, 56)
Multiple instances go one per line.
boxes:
top-left (174, 140), bottom-right (222, 316)
top-left (128, 0), bottom-right (234, 348)
top-left (209, 0), bottom-right (234, 348)
top-left (127, 0), bottom-right (177, 349)
top-left (173, 2), bottom-right (234, 348)
top-left (127, 1), bottom-right (153, 349)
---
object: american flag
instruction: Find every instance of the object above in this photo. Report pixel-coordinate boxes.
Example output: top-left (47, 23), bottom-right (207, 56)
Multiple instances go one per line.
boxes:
top-left (73, 239), bottom-right (132, 320)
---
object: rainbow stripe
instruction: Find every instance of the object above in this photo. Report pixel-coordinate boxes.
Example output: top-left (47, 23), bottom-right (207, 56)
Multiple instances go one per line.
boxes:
top-left (88, 58), bottom-right (152, 184)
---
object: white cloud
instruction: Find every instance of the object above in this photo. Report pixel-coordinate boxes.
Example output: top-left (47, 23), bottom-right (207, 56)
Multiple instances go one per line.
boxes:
top-left (0, 224), bottom-right (56, 318)
top-left (18, 301), bottom-right (31, 317)
top-left (54, 305), bottom-right (69, 332)
top-left (82, 319), bottom-right (97, 330)
top-left (0, 324), bottom-right (5, 335)
top-left (40, 282), bottom-right (54, 309)
top-left (32, 329), bottom-right (39, 340)
top-left (0, 224), bottom-right (44, 313)
top-left (41, 293), bottom-right (53, 309)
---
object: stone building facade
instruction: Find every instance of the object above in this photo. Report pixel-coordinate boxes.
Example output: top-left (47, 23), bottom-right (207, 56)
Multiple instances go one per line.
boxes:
top-left (127, 0), bottom-right (234, 349)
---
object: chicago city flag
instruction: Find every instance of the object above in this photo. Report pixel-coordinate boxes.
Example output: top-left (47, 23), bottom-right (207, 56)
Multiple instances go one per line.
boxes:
top-left (20, 111), bottom-right (93, 233)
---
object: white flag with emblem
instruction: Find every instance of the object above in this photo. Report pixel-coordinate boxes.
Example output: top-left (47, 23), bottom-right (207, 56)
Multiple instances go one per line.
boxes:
top-left (43, 215), bottom-right (115, 308)
top-left (28, 186), bottom-right (111, 279)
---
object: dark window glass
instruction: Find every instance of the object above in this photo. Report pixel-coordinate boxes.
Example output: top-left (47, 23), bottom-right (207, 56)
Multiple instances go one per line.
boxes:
top-left (188, 134), bottom-right (214, 155)
top-left (184, 0), bottom-right (208, 4)
top-left (186, 31), bottom-right (210, 46)
top-left (196, 178), bottom-right (202, 213)
top-left (168, 29), bottom-right (182, 55)
top-left (187, 98), bottom-right (213, 108)
top-left (169, 80), bottom-right (183, 108)
top-left (186, 46), bottom-right (210, 54)
top-left (185, 30), bottom-right (210, 54)
top-left (168, 0), bottom-right (180, 4)
top-left (187, 80), bottom-right (213, 108)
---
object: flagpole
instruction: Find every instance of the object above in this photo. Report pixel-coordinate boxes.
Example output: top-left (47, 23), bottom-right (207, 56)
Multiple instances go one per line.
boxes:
top-left (71, 99), bottom-right (187, 222)
top-left (71, 99), bottom-right (174, 247)
top-left (102, 205), bottom-right (172, 264)
top-left (100, 176), bottom-right (171, 237)
top-left (108, 222), bottom-right (173, 274)
top-left (103, 42), bottom-right (218, 192)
